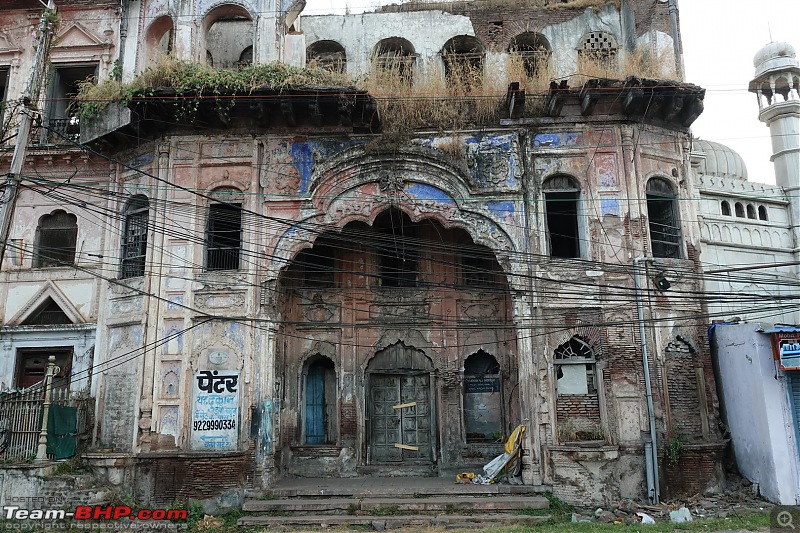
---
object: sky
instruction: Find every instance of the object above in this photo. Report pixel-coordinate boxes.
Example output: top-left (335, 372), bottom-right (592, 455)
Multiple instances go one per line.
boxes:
top-left (681, 0), bottom-right (800, 185)
top-left (302, 0), bottom-right (800, 185)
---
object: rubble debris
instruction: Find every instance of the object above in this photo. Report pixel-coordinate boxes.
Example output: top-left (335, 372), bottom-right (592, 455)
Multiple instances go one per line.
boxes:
top-left (669, 507), bottom-right (693, 523)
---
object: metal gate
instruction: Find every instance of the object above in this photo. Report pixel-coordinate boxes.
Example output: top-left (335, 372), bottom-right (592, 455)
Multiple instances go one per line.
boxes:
top-left (369, 373), bottom-right (432, 462)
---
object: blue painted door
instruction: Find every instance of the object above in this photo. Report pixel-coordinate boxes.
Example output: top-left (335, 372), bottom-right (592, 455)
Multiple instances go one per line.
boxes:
top-left (305, 366), bottom-right (325, 444)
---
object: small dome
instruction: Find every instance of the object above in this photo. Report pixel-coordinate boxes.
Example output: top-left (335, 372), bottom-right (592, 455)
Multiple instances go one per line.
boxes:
top-left (753, 41), bottom-right (798, 79)
top-left (693, 139), bottom-right (748, 181)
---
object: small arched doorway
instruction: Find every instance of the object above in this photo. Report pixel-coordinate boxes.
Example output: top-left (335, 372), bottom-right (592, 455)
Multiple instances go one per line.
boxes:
top-left (366, 342), bottom-right (434, 464)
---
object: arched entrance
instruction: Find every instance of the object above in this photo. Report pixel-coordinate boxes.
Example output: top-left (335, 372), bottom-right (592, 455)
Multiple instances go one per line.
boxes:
top-left (274, 201), bottom-right (518, 477)
top-left (366, 342), bottom-right (434, 463)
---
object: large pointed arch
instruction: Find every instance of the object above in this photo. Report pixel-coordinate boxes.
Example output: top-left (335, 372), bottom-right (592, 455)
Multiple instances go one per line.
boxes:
top-left (269, 148), bottom-right (521, 290)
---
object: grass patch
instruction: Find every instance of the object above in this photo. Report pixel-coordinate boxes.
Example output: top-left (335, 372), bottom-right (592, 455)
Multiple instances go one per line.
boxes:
top-left (76, 55), bottom-right (352, 120)
top-left (367, 504), bottom-right (402, 516)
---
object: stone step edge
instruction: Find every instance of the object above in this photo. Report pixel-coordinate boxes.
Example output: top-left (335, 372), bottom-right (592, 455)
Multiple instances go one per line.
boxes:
top-left (257, 486), bottom-right (547, 498)
top-left (243, 495), bottom-right (549, 512)
top-left (238, 513), bottom-right (552, 527)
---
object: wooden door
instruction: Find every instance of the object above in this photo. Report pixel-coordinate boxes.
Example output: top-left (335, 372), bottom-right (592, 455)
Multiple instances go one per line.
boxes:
top-left (369, 372), bottom-right (432, 462)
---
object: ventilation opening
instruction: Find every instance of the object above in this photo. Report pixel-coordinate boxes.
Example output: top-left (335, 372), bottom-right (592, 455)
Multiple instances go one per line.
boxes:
top-left (22, 297), bottom-right (73, 326)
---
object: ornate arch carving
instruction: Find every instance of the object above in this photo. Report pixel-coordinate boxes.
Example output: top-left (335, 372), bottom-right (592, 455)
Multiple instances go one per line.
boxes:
top-left (269, 148), bottom-right (521, 287)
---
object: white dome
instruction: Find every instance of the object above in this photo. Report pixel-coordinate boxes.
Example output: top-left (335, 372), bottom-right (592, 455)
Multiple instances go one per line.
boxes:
top-left (693, 139), bottom-right (748, 181)
top-left (753, 41), bottom-right (798, 79)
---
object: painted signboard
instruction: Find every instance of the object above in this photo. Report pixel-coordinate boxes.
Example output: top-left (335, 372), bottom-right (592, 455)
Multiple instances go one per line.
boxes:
top-left (770, 332), bottom-right (800, 371)
top-left (191, 370), bottom-right (239, 450)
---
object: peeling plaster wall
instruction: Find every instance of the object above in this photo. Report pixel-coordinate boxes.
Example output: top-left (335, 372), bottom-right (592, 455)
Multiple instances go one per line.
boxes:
top-left (713, 323), bottom-right (800, 505)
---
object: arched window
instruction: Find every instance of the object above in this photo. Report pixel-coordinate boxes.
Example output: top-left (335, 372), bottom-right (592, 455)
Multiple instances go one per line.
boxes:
top-left (442, 36), bottom-right (485, 86)
top-left (237, 46), bottom-right (253, 69)
top-left (304, 356), bottom-right (336, 445)
top-left (746, 204), bottom-right (756, 219)
top-left (463, 351), bottom-right (502, 442)
top-left (120, 195), bottom-right (149, 279)
top-left (508, 32), bottom-right (551, 77)
top-left (578, 31), bottom-right (618, 72)
top-left (143, 16), bottom-right (174, 69)
top-left (205, 187), bottom-right (243, 271)
top-left (734, 202), bottom-right (744, 217)
top-left (203, 5), bottom-right (253, 70)
top-left (720, 201), bottom-right (731, 216)
top-left (554, 336), bottom-right (601, 442)
top-left (646, 177), bottom-right (681, 259)
top-left (373, 37), bottom-right (416, 83)
top-left (543, 175), bottom-right (581, 258)
top-left (307, 40), bottom-right (346, 73)
top-left (33, 211), bottom-right (78, 267)
top-left (758, 205), bottom-right (768, 221)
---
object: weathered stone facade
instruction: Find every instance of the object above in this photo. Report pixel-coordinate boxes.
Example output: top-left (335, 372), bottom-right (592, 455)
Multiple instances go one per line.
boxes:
top-left (0, 0), bottom-right (726, 507)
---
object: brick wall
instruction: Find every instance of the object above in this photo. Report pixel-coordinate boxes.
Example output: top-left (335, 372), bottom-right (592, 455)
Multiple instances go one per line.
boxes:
top-left (662, 445), bottom-right (724, 498)
top-left (137, 449), bottom-right (255, 506)
top-left (557, 393), bottom-right (601, 423)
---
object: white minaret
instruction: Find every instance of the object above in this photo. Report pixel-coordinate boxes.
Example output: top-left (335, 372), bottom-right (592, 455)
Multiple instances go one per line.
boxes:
top-left (749, 42), bottom-right (800, 189)
top-left (750, 42), bottom-right (800, 251)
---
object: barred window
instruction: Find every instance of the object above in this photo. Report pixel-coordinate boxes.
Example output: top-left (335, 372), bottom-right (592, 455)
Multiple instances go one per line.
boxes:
top-left (205, 188), bottom-right (243, 271)
top-left (646, 177), bottom-right (681, 259)
top-left (544, 175), bottom-right (581, 258)
top-left (120, 195), bottom-right (149, 279)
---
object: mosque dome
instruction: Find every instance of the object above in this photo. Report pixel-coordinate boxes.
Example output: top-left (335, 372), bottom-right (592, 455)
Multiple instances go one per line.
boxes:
top-left (753, 41), bottom-right (799, 79)
top-left (693, 139), bottom-right (748, 181)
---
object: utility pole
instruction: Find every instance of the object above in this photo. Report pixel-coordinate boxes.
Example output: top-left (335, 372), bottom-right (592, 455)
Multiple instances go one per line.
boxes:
top-left (0, 0), bottom-right (57, 267)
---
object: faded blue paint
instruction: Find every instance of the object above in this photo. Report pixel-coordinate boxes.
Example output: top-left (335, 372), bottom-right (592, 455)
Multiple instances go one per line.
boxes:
top-left (598, 170), bottom-right (617, 187)
top-left (166, 295), bottom-right (184, 311)
top-left (464, 133), bottom-right (520, 189)
top-left (226, 322), bottom-right (246, 350)
top-left (128, 152), bottom-right (153, 168)
top-left (406, 183), bottom-right (455, 204)
top-left (601, 198), bottom-right (621, 216)
top-left (290, 140), bottom-right (364, 193)
top-left (533, 132), bottom-right (582, 148)
top-left (291, 143), bottom-right (315, 193)
top-left (260, 400), bottom-right (273, 453)
top-left (487, 201), bottom-right (516, 222)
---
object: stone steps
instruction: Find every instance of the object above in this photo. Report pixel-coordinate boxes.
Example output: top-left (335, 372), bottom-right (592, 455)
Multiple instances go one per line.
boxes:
top-left (238, 513), bottom-right (552, 529)
top-left (243, 495), bottom-right (549, 514)
top-left (238, 486), bottom-right (551, 529)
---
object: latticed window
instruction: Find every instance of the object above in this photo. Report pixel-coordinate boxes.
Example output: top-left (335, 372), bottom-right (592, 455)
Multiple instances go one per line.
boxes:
top-left (578, 31), bottom-right (618, 70)
top-left (120, 195), bottom-right (149, 279)
top-left (646, 177), bottom-right (681, 259)
top-left (33, 211), bottom-right (77, 267)
top-left (205, 188), bottom-right (243, 271)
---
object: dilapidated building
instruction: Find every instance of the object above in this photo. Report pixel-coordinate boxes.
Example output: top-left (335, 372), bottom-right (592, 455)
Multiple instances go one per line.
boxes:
top-left (0, 0), bottom-right (727, 507)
